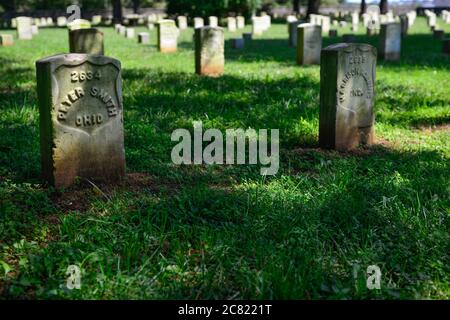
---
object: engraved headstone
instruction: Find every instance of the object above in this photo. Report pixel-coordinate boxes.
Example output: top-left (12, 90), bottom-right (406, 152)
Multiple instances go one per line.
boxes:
top-left (195, 27), bottom-right (224, 76)
top-left (157, 19), bottom-right (179, 53)
top-left (69, 28), bottom-right (104, 55)
top-left (68, 19), bottom-right (92, 31)
top-left (36, 54), bottom-right (125, 187)
top-left (138, 32), bottom-right (150, 44)
top-left (194, 17), bottom-right (204, 29)
top-left (16, 16), bottom-right (33, 40)
top-left (319, 43), bottom-right (376, 151)
top-left (177, 16), bottom-right (188, 30)
top-left (0, 34), bottom-right (14, 46)
top-left (297, 24), bottom-right (322, 65)
top-left (237, 16), bottom-right (245, 29)
top-left (379, 23), bottom-right (401, 61)
top-left (209, 16), bottom-right (218, 27)
top-left (227, 17), bottom-right (237, 32)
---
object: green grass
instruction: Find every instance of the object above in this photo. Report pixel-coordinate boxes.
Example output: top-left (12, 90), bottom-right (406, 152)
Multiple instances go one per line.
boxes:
top-left (0, 17), bottom-right (449, 299)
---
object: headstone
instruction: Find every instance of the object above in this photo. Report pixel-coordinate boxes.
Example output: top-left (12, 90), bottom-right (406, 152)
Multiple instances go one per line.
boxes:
top-left (16, 16), bottom-right (33, 40)
top-left (319, 43), bottom-right (377, 151)
top-left (147, 23), bottom-right (154, 30)
top-left (57, 16), bottom-right (67, 27)
top-left (329, 29), bottom-right (338, 37)
top-left (252, 17), bottom-right (265, 35)
top-left (443, 38), bottom-right (450, 55)
top-left (157, 19), bottom-right (179, 53)
top-left (68, 19), bottom-right (92, 31)
top-left (289, 20), bottom-right (302, 47)
top-left (209, 16), bottom-right (218, 27)
top-left (399, 15), bottom-right (408, 37)
top-left (195, 27), bottom-right (224, 76)
top-left (40, 18), bottom-right (46, 27)
top-left (0, 34), bottom-right (14, 46)
top-left (11, 18), bottom-right (17, 28)
top-left (31, 25), bottom-right (39, 35)
top-left (321, 16), bottom-right (330, 34)
top-left (194, 17), bottom-right (204, 29)
top-left (297, 23), bottom-right (322, 65)
top-left (119, 25), bottom-right (126, 36)
top-left (287, 15), bottom-right (297, 23)
top-left (379, 23), bottom-right (401, 61)
top-left (236, 16), bottom-right (245, 29)
top-left (343, 34), bottom-right (356, 43)
top-left (339, 21), bottom-right (347, 27)
top-left (126, 28), bottom-right (135, 38)
top-left (36, 54), bottom-right (125, 187)
top-left (138, 32), bottom-right (150, 44)
top-left (227, 17), bottom-right (237, 32)
top-left (46, 17), bottom-right (54, 26)
top-left (69, 28), bottom-right (104, 55)
top-left (177, 16), bottom-right (188, 30)
top-left (231, 38), bottom-right (244, 49)
top-left (243, 33), bottom-right (252, 41)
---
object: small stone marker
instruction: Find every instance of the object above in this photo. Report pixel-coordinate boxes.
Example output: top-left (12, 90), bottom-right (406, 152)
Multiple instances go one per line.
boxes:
top-left (36, 54), bottom-right (125, 187)
top-left (329, 29), bottom-right (338, 37)
top-left (69, 28), bottom-right (104, 55)
top-left (227, 17), bottom-right (237, 32)
top-left (252, 17), bottom-right (265, 35)
top-left (195, 27), bottom-right (224, 76)
top-left (297, 23), bottom-right (322, 65)
top-left (237, 16), bottom-right (245, 29)
top-left (379, 23), bottom-right (401, 61)
top-left (157, 19), bottom-right (179, 53)
top-left (194, 17), bottom-right (204, 29)
top-left (209, 16), bottom-right (218, 27)
top-left (231, 38), bottom-right (244, 49)
top-left (177, 16), bottom-right (188, 30)
top-left (0, 34), bottom-right (14, 46)
top-left (16, 16), bottom-right (33, 40)
top-left (119, 25), bottom-right (126, 35)
top-left (126, 28), bottom-right (135, 38)
top-left (57, 16), bottom-right (67, 27)
top-left (319, 43), bottom-right (377, 151)
top-left (31, 25), bottom-right (39, 35)
top-left (147, 23), bottom-right (155, 30)
top-left (68, 19), bottom-right (92, 31)
top-left (138, 32), bottom-right (150, 44)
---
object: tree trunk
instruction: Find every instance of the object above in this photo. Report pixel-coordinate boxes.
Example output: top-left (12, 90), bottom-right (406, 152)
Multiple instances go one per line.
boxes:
top-left (293, 0), bottom-right (300, 14)
top-left (379, 0), bottom-right (388, 14)
top-left (132, 0), bottom-right (140, 14)
top-left (112, 0), bottom-right (123, 24)
top-left (360, 0), bottom-right (367, 15)
top-left (307, 0), bottom-right (321, 16)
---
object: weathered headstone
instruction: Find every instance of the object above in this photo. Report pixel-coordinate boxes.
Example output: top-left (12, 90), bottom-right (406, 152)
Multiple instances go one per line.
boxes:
top-left (379, 23), bottom-right (401, 61)
top-left (69, 28), bottom-right (104, 55)
top-left (126, 28), bottom-right (135, 38)
top-left (297, 23), bottom-right (322, 65)
top-left (319, 43), bottom-right (377, 151)
top-left (227, 17), bottom-right (237, 32)
top-left (252, 17), bottom-right (265, 35)
top-left (209, 16), bottom-right (218, 27)
top-left (68, 19), bottom-right (92, 31)
top-left (157, 19), bottom-right (179, 53)
top-left (289, 20), bottom-right (302, 47)
top-left (36, 54), bottom-right (125, 187)
top-left (46, 17), bottom-right (54, 26)
top-left (0, 34), bottom-right (14, 46)
top-left (138, 32), bottom-right (150, 44)
top-left (16, 16), bottom-right (33, 40)
top-left (231, 38), bottom-right (244, 49)
top-left (236, 16), bottom-right (245, 29)
top-left (195, 27), bottom-right (224, 76)
top-left (194, 17), bottom-right (204, 29)
top-left (177, 16), bottom-right (188, 30)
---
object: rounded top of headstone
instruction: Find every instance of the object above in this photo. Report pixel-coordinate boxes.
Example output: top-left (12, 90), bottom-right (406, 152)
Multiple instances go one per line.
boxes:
top-left (323, 42), bottom-right (376, 55)
top-left (69, 27), bottom-right (103, 36)
top-left (198, 26), bottom-right (224, 31)
top-left (36, 53), bottom-right (120, 69)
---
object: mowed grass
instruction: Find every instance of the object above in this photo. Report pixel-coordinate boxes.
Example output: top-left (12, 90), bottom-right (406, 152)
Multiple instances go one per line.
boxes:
top-left (0, 17), bottom-right (449, 299)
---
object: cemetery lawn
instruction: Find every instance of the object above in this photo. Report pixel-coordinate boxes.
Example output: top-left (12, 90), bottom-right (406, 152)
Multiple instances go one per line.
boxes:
top-left (0, 17), bottom-right (449, 299)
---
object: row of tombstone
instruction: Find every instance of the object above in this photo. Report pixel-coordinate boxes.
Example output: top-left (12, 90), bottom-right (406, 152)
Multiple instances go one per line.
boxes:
top-left (34, 42), bottom-right (377, 188)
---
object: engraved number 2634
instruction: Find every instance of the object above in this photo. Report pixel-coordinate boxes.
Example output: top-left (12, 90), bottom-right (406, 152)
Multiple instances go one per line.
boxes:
top-left (71, 71), bottom-right (101, 82)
